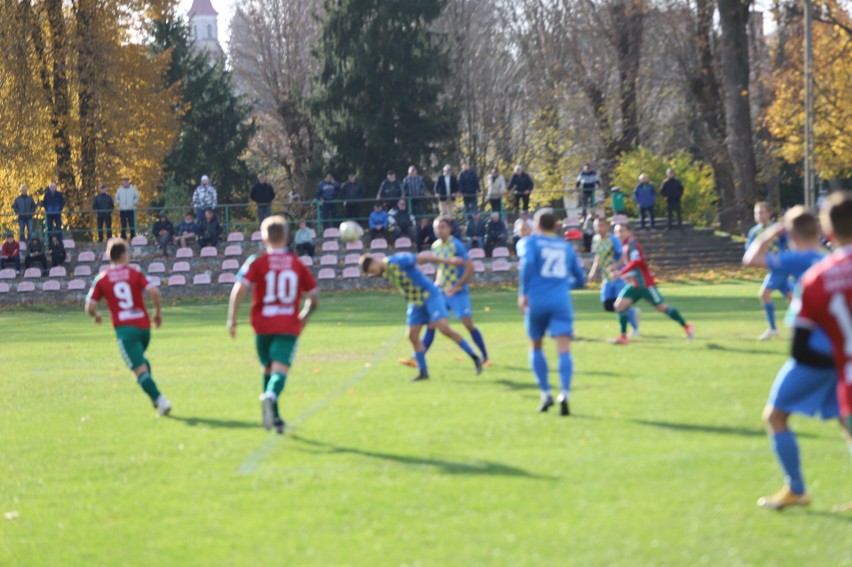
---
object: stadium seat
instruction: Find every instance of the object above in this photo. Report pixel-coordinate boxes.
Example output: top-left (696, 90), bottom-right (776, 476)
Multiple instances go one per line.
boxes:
top-left (468, 248), bottom-right (485, 259)
top-left (370, 238), bottom-right (388, 250)
top-left (251, 231), bottom-right (262, 242)
top-left (394, 237), bottom-right (412, 249)
top-left (224, 245), bottom-right (242, 256)
top-left (299, 256), bottom-right (314, 267)
top-left (99, 264), bottom-right (110, 273)
top-left (176, 247), bottom-right (194, 258)
top-left (217, 273), bottom-right (236, 284)
top-left (200, 246), bottom-right (217, 258)
top-left (168, 275), bottom-right (186, 286)
top-left (317, 268), bottom-right (336, 280)
top-left (344, 253), bottom-right (360, 265)
top-left (73, 265), bottom-right (92, 277)
top-left (77, 251), bottom-right (96, 263)
top-left (227, 232), bottom-right (244, 242)
top-left (147, 262), bottom-right (165, 274)
top-left (172, 261), bottom-right (190, 273)
top-left (42, 280), bottom-right (60, 292)
top-left (323, 228), bottom-right (340, 239)
top-left (221, 259), bottom-right (239, 271)
top-left (491, 259), bottom-right (511, 272)
top-left (612, 214), bottom-right (629, 225)
top-left (17, 281), bottom-right (35, 293)
top-left (129, 263), bottom-right (141, 271)
top-left (473, 260), bottom-right (485, 273)
top-left (67, 279), bottom-right (86, 291)
top-left (345, 240), bottom-right (364, 251)
top-left (62, 238), bottom-right (76, 249)
top-left (130, 236), bottom-right (148, 246)
top-left (418, 264), bottom-right (435, 275)
top-left (342, 267), bottom-right (360, 278)
top-left (48, 267), bottom-right (66, 278)
top-left (0, 269), bottom-right (15, 280)
top-left (192, 274), bottom-right (211, 285)
top-left (564, 214), bottom-right (581, 228)
top-left (321, 241), bottom-right (340, 252)
top-left (148, 276), bottom-right (161, 287)
top-left (0, 282), bottom-right (9, 293)
top-left (320, 254), bottom-right (338, 266)
top-left (491, 247), bottom-right (510, 258)
top-left (23, 268), bottom-right (41, 279)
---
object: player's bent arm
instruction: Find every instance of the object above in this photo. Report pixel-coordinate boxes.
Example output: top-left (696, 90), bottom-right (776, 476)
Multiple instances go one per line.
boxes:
top-left (85, 299), bottom-right (101, 322)
top-left (570, 257), bottom-right (586, 290)
top-left (146, 286), bottom-right (163, 327)
top-left (299, 290), bottom-right (320, 325)
top-left (227, 281), bottom-right (250, 334)
top-left (742, 225), bottom-right (782, 267)
top-left (587, 255), bottom-right (600, 281)
top-left (457, 259), bottom-right (474, 287)
top-left (791, 327), bottom-right (835, 368)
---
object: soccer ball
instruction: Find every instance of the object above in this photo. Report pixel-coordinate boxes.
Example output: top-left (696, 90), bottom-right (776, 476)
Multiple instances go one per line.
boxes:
top-left (339, 221), bottom-right (364, 243)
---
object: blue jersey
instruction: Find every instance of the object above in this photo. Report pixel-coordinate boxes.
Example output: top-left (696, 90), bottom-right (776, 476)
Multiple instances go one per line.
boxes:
top-left (747, 223), bottom-right (787, 255)
top-left (518, 234), bottom-right (585, 312)
top-left (432, 237), bottom-right (469, 293)
top-left (383, 253), bottom-right (439, 306)
top-left (768, 249), bottom-right (831, 355)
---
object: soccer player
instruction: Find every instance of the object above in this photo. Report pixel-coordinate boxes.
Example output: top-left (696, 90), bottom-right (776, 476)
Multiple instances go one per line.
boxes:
top-left (227, 216), bottom-right (318, 434)
top-left (609, 222), bottom-right (694, 344)
top-left (587, 218), bottom-right (638, 336)
top-left (85, 238), bottom-right (171, 416)
top-left (360, 251), bottom-right (483, 381)
top-left (743, 207), bottom-right (841, 510)
top-left (747, 202), bottom-right (791, 340)
top-left (399, 217), bottom-right (489, 368)
top-left (518, 210), bottom-right (585, 415)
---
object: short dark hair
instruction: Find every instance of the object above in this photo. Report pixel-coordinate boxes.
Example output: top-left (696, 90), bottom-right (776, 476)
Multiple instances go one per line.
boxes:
top-left (107, 238), bottom-right (128, 262)
top-left (387, 170), bottom-right (396, 176)
top-left (534, 210), bottom-right (557, 231)
top-left (783, 206), bottom-right (819, 240)
top-left (822, 191), bottom-right (852, 239)
top-left (434, 216), bottom-right (452, 228)
top-left (359, 254), bottom-right (374, 273)
top-left (261, 215), bottom-right (289, 245)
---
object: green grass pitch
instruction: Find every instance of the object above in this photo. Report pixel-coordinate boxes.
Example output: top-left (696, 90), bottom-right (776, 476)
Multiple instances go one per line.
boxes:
top-left (2, 283), bottom-right (851, 566)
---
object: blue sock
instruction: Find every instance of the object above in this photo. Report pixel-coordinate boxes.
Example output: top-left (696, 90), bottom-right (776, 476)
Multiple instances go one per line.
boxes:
top-left (470, 328), bottom-right (488, 360)
top-left (772, 430), bottom-right (804, 494)
top-left (558, 352), bottom-right (573, 396)
top-left (414, 350), bottom-right (428, 376)
top-left (529, 349), bottom-right (549, 394)
top-left (626, 308), bottom-right (639, 331)
top-left (764, 303), bottom-right (777, 331)
top-left (422, 328), bottom-right (436, 353)
top-left (458, 338), bottom-right (477, 359)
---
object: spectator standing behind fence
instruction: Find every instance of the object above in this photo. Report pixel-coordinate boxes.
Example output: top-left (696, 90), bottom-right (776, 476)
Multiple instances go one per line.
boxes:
top-left (416, 217), bottom-right (436, 251)
top-left (575, 164), bottom-right (602, 213)
top-left (92, 184), bottom-right (115, 242)
top-left (611, 186), bottom-right (626, 215)
top-left (484, 212), bottom-right (509, 257)
top-left (173, 212), bottom-right (199, 249)
top-left (192, 175), bottom-right (217, 222)
top-left (294, 220), bottom-right (316, 257)
top-left (152, 213), bottom-right (175, 257)
top-left (42, 182), bottom-right (65, 237)
top-left (377, 170), bottom-right (403, 211)
top-left (198, 208), bottom-right (222, 247)
top-left (1, 234), bottom-right (21, 274)
top-left (633, 174), bottom-right (656, 230)
top-left (250, 173), bottom-right (275, 225)
top-left (316, 173), bottom-right (340, 229)
top-left (434, 164), bottom-right (459, 217)
top-left (341, 173), bottom-right (365, 221)
top-left (402, 166), bottom-right (427, 217)
top-left (13, 185), bottom-right (36, 243)
top-left (389, 200), bottom-right (416, 241)
top-left (369, 203), bottom-right (388, 239)
top-left (466, 211), bottom-right (486, 249)
top-left (25, 236), bottom-right (47, 274)
top-left (116, 177), bottom-right (140, 239)
top-left (485, 168), bottom-right (507, 213)
top-left (512, 211), bottom-right (534, 251)
top-left (508, 165), bottom-right (534, 213)
top-left (660, 169), bottom-right (685, 230)
top-left (48, 235), bottom-right (66, 267)
top-left (459, 160), bottom-right (480, 215)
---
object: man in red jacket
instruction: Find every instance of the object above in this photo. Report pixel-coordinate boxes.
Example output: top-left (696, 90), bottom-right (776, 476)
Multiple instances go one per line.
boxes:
top-left (0, 234), bottom-right (21, 274)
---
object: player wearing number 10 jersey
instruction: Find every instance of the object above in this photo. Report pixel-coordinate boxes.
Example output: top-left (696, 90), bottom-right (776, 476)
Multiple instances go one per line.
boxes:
top-left (228, 216), bottom-right (318, 434)
top-left (85, 238), bottom-right (171, 416)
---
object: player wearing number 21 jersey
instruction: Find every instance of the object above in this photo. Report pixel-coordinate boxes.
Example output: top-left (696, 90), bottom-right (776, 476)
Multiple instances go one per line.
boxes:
top-left (85, 238), bottom-right (171, 416)
top-left (228, 216), bottom-right (318, 434)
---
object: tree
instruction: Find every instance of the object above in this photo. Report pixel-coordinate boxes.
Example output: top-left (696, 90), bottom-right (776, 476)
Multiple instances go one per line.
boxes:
top-left (311, 0), bottom-right (457, 189)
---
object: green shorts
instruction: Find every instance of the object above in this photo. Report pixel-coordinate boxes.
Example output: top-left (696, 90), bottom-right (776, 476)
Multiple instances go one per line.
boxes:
top-left (115, 326), bottom-right (151, 370)
top-left (255, 334), bottom-right (299, 368)
top-left (617, 284), bottom-right (665, 307)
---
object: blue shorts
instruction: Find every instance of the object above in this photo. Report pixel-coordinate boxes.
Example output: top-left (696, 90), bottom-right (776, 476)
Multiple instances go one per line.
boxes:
top-left (445, 289), bottom-right (473, 319)
top-left (406, 292), bottom-right (449, 327)
top-left (525, 306), bottom-right (574, 340)
top-left (767, 359), bottom-right (839, 419)
top-left (762, 272), bottom-right (792, 295)
top-left (601, 279), bottom-right (626, 302)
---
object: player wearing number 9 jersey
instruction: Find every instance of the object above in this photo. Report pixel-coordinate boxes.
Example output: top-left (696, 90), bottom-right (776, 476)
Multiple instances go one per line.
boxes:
top-left (517, 210), bottom-right (585, 416)
top-left (227, 216), bottom-right (318, 434)
top-left (85, 238), bottom-right (171, 416)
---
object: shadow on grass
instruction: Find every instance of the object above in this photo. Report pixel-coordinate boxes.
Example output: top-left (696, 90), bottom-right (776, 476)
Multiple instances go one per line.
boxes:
top-left (496, 365), bottom-right (619, 377)
top-left (289, 434), bottom-right (554, 480)
top-left (169, 415), bottom-right (260, 429)
top-left (705, 342), bottom-right (783, 355)
top-left (804, 509), bottom-right (852, 523)
top-left (632, 419), bottom-right (817, 439)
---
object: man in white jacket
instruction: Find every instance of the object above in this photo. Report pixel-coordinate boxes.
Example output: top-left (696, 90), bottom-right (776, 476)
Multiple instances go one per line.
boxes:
top-left (116, 177), bottom-right (140, 239)
top-left (192, 175), bottom-right (218, 221)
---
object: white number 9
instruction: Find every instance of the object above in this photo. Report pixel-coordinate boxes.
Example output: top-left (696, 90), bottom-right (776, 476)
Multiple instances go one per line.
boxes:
top-left (114, 281), bottom-right (134, 309)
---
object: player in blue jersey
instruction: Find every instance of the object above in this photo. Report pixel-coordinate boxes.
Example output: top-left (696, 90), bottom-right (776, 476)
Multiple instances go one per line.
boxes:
top-left (361, 251), bottom-right (484, 381)
top-left (743, 206), bottom-right (844, 510)
top-left (518, 210), bottom-right (586, 415)
top-left (587, 218), bottom-right (639, 336)
top-left (747, 202), bottom-right (791, 340)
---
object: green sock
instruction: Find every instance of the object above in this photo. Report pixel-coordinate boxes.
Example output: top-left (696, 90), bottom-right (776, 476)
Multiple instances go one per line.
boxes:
top-left (262, 373), bottom-right (271, 392)
top-left (666, 306), bottom-right (687, 326)
top-left (137, 371), bottom-right (161, 403)
top-left (266, 371), bottom-right (287, 398)
top-left (618, 312), bottom-right (629, 334)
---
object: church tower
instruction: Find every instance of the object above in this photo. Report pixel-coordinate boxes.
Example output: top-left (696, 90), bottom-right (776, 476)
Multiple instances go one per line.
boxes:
top-left (188, 0), bottom-right (224, 60)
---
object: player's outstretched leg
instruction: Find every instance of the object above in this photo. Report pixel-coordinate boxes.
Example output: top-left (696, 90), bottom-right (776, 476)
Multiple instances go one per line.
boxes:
top-left (407, 325), bottom-right (430, 381)
top-left (611, 294), bottom-right (633, 345)
top-left (758, 404), bottom-right (810, 510)
top-left (461, 318), bottom-right (489, 366)
top-left (400, 328), bottom-right (435, 368)
top-left (555, 336), bottom-right (573, 416)
top-left (626, 307), bottom-right (639, 336)
top-left (435, 320), bottom-right (482, 375)
top-left (529, 345), bottom-right (553, 412)
top-left (655, 301), bottom-right (694, 341)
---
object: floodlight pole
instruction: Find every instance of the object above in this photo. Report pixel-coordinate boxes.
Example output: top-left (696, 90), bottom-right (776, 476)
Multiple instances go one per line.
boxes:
top-left (803, 0), bottom-right (816, 208)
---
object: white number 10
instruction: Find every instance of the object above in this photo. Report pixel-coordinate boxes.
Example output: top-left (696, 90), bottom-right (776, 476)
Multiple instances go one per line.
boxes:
top-left (263, 270), bottom-right (298, 304)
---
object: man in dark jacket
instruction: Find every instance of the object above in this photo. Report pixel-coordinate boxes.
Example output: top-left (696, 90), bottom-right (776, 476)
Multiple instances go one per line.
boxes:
top-left (341, 173), bottom-right (365, 221)
top-left (433, 164), bottom-right (459, 217)
top-left (575, 163), bottom-right (602, 213)
top-left (198, 209), bottom-right (222, 247)
top-left (388, 200), bottom-right (416, 241)
top-left (173, 212), bottom-right (199, 249)
top-left (42, 182), bottom-right (65, 237)
top-left (660, 169), bottom-right (685, 230)
top-left (402, 166), bottom-right (427, 217)
top-left (465, 211), bottom-right (486, 249)
top-left (484, 212), bottom-right (509, 257)
top-left (458, 160), bottom-right (480, 215)
top-left (48, 235), bottom-right (66, 267)
top-left (508, 165), bottom-right (534, 213)
top-left (377, 171), bottom-right (403, 211)
top-left (93, 184), bottom-right (115, 242)
top-left (316, 174), bottom-right (340, 230)
top-left (152, 213), bottom-right (175, 256)
top-left (250, 173), bottom-right (275, 225)
top-left (24, 237), bottom-right (48, 273)
top-left (13, 185), bottom-right (37, 242)
top-left (416, 217), bottom-right (436, 252)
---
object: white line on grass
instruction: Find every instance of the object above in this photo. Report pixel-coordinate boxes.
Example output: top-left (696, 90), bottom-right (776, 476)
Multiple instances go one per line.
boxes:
top-left (237, 330), bottom-right (404, 474)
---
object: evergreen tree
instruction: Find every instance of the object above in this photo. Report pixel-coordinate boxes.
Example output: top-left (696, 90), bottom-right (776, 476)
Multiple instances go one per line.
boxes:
top-left (311, 0), bottom-right (457, 189)
top-left (149, 16), bottom-right (255, 205)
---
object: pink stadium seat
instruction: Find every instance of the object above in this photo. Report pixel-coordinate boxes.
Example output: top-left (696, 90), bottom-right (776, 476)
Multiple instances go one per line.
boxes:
top-left (62, 238), bottom-right (76, 249)
top-left (48, 267), bottom-right (66, 278)
top-left (99, 264), bottom-right (110, 273)
top-left (612, 214), bottom-right (629, 225)
top-left (323, 228), bottom-right (340, 239)
top-left (221, 259), bottom-right (239, 271)
top-left (129, 263), bottom-right (141, 271)
top-left (217, 273), bottom-right (237, 284)
top-left (418, 264), bottom-right (435, 275)
top-left (491, 259), bottom-right (511, 272)
top-left (473, 260), bottom-right (485, 273)
top-left (320, 254), bottom-right (337, 266)
top-left (321, 241), bottom-right (340, 252)
top-left (148, 276), bottom-right (161, 287)
top-left (42, 280), bottom-right (60, 292)
top-left (130, 236), bottom-right (148, 246)
top-left (175, 247), bottom-right (194, 258)
top-left (168, 275), bottom-right (186, 286)
top-left (370, 238), bottom-right (388, 250)
top-left (17, 281), bottom-right (35, 292)
top-left (468, 248), bottom-right (485, 259)
top-left (563, 214), bottom-right (581, 228)
top-left (317, 268), bottom-right (336, 280)
top-left (77, 251), bottom-right (96, 263)
top-left (0, 282), bottom-right (9, 293)
top-left (224, 245), bottom-right (242, 256)
top-left (73, 265), bottom-right (92, 277)
top-left (299, 256), bottom-right (314, 267)
top-left (342, 267), bottom-right (360, 278)
top-left (172, 261), bottom-right (190, 273)
top-left (227, 232), bottom-right (245, 242)
top-left (344, 253), bottom-right (360, 265)
top-left (67, 279), bottom-right (86, 291)
top-left (491, 247), bottom-right (510, 258)
top-left (147, 262), bottom-right (165, 274)
top-left (346, 240), bottom-right (364, 251)
top-left (192, 274), bottom-right (211, 285)
top-left (200, 246), bottom-right (217, 258)
top-left (23, 268), bottom-right (41, 279)
top-left (394, 237), bottom-right (412, 249)
top-left (251, 231), bottom-right (262, 242)
top-left (0, 269), bottom-right (15, 280)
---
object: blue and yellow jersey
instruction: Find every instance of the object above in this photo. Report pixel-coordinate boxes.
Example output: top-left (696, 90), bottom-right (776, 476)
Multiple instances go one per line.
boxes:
top-left (432, 236), bottom-right (469, 293)
top-left (591, 233), bottom-right (622, 282)
top-left (383, 253), bottom-right (438, 306)
top-left (746, 223), bottom-right (787, 255)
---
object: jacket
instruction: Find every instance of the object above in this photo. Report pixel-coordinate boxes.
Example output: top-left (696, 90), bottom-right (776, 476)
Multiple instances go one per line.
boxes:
top-left (485, 175), bottom-right (507, 199)
top-left (294, 227), bottom-right (315, 245)
top-left (175, 220), bottom-right (199, 235)
top-left (433, 175), bottom-right (459, 200)
top-left (199, 216), bottom-right (222, 241)
top-left (93, 193), bottom-right (115, 213)
top-left (633, 182), bottom-right (656, 208)
top-left (458, 169), bottom-right (480, 197)
top-left (661, 178), bottom-right (685, 202)
top-left (376, 179), bottom-right (402, 202)
top-left (1, 241), bottom-right (20, 258)
top-left (341, 181), bottom-right (365, 201)
top-left (250, 182), bottom-right (275, 204)
top-left (192, 185), bottom-right (217, 210)
top-left (13, 195), bottom-right (37, 219)
top-left (316, 180), bottom-right (340, 201)
top-left (389, 208), bottom-right (415, 232)
top-left (369, 210), bottom-right (388, 229)
top-left (48, 239), bottom-right (66, 263)
top-left (508, 173), bottom-right (534, 195)
top-left (42, 190), bottom-right (65, 213)
top-left (27, 238), bottom-right (44, 257)
top-left (576, 171), bottom-right (602, 190)
top-left (466, 217), bottom-right (486, 240)
top-left (153, 219), bottom-right (174, 238)
top-left (116, 186), bottom-right (140, 210)
top-left (402, 175), bottom-right (426, 198)
top-left (485, 219), bottom-right (508, 241)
